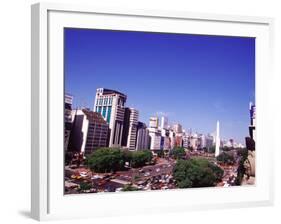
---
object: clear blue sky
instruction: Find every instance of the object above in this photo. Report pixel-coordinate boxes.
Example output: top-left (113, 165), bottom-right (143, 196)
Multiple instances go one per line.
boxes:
top-left (65, 28), bottom-right (255, 144)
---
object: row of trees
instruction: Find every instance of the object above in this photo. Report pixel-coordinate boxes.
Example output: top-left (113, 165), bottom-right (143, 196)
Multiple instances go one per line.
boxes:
top-left (85, 148), bottom-right (153, 173)
top-left (216, 152), bottom-right (235, 165)
top-left (169, 147), bottom-right (186, 159)
top-left (173, 158), bottom-right (224, 188)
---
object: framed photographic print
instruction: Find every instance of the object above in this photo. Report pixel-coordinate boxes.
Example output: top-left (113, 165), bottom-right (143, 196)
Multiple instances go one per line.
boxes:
top-left (31, 2), bottom-right (274, 221)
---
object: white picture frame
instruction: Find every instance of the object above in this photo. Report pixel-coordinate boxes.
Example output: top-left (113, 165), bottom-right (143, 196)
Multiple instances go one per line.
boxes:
top-left (31, 2), bottom-right (274, 221)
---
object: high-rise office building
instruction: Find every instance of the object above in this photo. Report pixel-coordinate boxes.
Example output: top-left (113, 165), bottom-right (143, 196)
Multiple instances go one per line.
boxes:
top-left (94, 88), bottom-right (127, 147)
top-left (148, 116), bottom-right (161, 150)
top-left (121, 107), bottom-right (130, 147)
top-left (83, 109), bottom-right (109, 155)
top-left (136, 122), bottom-right (149, 150)
top-left (68, 109), bottom-right (109, 154)
top-left (64, 94), bottom-right (73, 151)
top-left (122, 108), bottom-right (139, 150)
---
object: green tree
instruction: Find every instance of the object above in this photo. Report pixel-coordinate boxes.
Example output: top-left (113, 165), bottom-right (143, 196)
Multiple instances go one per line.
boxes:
top-left (170, 147), bottom-right (186, 160)
top-left (131, 150), bottom-right (153, 168)
top-left (79, 182), bottom-right (92, 191)
top-left (216, 152), bottom-right (235, 165)
top-left (173, 158), bottom-right (224, 188)
top-left (86, 148), bottom-right (127, 173)
top-left (237, 148), bottom-right (248, 160)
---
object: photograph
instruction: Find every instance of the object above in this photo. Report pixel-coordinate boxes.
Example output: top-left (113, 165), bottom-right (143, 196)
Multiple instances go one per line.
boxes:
top-left (64, 28), bottom-right (256, 195)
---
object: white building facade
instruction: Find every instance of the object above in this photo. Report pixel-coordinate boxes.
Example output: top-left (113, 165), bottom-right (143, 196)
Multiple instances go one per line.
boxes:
top-left (148, 127), bottom-right (161, 150)
top-left (126, 108), bottom-right (139, 150)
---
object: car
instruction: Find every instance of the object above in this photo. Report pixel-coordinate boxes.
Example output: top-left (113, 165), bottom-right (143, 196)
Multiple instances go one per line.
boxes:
top-left (79, 171), bottom-right (88, 177)
top-left (91, 174), bottom-right (103, 179)
top-left (144, 172), bottom-right (150, 177)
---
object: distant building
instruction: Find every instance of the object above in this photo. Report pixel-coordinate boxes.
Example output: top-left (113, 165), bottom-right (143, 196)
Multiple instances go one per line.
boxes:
top-left (169, 130), bottom-right (176, 149)
top-left (182, 134), bottom-right (189, 148)
top-left (199, 134), bottom-right (206, 149)
top-left (160, 128), bottom-right (170, 150)
top-left (160, 116), bottom-right (168, 129)
top-left (149, 116), bottom-right (159, 128)
top-left (205, 134), bottom-right (214, 149)
top-left (136, 122), bottom-right (149, 150)
top-left (68, 109), bottom-right (109, 154)
top-left (189, 134), bottom-right (199, 150)
top-left (94, 88), bottom-right (127, 147)
top-left (64, 94), bottom-right (73, 151)
top-left (173, 123), bottom-right (183, 133)
top-left (163, 137), bottom-right (170, 150)
top-left (175, 135), bottom-right (183, 148)
top-left (148, 128), bottom-right (161, 150)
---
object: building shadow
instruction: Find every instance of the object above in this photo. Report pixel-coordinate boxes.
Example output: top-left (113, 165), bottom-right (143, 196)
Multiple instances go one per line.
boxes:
top-left (18, 210), bottom-right (31, 219)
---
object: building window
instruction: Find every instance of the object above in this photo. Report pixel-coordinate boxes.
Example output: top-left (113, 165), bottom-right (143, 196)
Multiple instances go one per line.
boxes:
top-left (108, 97), bottom-right (112, 105)
top-left (102, 106), bottom-right (107, 118)
top-left (99, 98), bottom-right (103, 105)
top-left (107, 106), bottom-right (112, 123)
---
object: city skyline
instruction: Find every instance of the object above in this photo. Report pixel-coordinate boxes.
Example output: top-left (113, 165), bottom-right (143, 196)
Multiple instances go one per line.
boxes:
top-left (65, 28), bottom-right (255, 144)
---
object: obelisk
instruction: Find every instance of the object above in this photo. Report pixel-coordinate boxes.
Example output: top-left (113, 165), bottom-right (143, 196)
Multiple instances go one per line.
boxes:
top-left (215, 121), bottom-right (220, 157)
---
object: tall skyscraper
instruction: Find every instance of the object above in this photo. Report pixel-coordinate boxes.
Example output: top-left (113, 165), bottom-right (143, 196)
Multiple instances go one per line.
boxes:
top-left (121, 107), bottom-right (130, 147)
top-left (160, 116), bottom-right (168, 129)
top-left (94, 88), bottom-right (127, 147)
top-left (215, 121), bottom-right (220, 157)
top-left (126, 108), bottom-right (139, 150)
